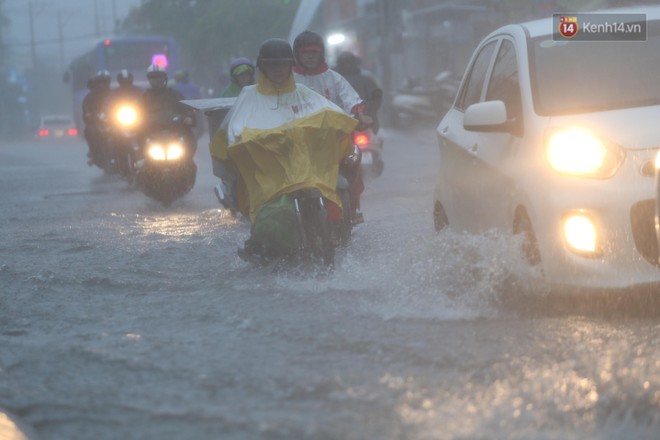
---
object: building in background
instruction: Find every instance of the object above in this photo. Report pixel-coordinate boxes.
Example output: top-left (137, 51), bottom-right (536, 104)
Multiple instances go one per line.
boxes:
top-left (320, 0), bottom-right (655, 122)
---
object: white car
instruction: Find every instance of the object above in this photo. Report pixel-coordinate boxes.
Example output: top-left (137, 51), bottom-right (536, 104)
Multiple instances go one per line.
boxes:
top-left (36, 115), bottom-right (78, 140)
top-left (434, 7), bottom-right (660, 290)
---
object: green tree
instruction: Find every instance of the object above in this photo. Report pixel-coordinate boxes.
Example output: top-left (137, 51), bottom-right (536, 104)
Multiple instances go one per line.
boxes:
top-left (122, 0), bottom-right (303, 89)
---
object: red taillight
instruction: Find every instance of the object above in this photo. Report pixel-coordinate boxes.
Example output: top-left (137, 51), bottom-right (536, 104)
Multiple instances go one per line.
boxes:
top-left (353, 132), bottom-right (370, 148)
top-left (67, 128), bottom-right (78, 136)
top-left (39, 129), bottom-right (49, 137)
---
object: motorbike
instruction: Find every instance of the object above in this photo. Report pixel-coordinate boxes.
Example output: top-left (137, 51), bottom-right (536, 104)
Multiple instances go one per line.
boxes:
top-left (229, 150), bottom-right (359, 269)
top-left (228, 132), bottom-right (357, 269)
top-left (391, 70), bottom-right (460, 127)
top-left (353, 128), bottom-right (383, 179)
top-left (86, 111), bottom-right (120, 173)
top-left (354, 88), bottom-right (384, 179)
top-left (135, 111), bottom-right (197, 206)
top-left (109, 101), bottom-right (142, 182)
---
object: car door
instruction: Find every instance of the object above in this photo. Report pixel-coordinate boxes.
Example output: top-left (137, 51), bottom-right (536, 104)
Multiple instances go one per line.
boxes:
top-left (469, 37), bottom-right (524, 232)
top-left (437, 39), bottom-right (497, 231)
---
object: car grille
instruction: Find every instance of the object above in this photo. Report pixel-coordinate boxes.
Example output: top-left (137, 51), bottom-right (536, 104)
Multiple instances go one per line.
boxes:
top-left (630, 200), bottom-right (659, 267)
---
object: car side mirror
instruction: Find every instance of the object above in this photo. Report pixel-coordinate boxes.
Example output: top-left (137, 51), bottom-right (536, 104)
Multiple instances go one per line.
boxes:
top-left (464, 100), bottom-right (518, 134)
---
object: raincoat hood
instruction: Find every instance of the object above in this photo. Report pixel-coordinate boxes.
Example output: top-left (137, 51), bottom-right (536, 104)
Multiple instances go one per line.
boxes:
top-left (255, 70), bottom-right (296, 96)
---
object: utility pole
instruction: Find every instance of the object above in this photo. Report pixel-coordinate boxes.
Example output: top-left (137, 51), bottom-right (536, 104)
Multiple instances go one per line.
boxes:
top-left (112, 0), bottom-right (118, 34)
top-left (94, 0), bottom-right (100, 37)
top-left (57, 10), bottom-right (64, 71)
top-left (29, 0), bottom-right (37, 69)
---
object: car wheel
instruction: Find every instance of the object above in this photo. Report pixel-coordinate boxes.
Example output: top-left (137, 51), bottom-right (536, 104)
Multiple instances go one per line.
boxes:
top-left (433, 201), bottom-right (449, 232)
top-left (514, 211), bottom-right (541, 266)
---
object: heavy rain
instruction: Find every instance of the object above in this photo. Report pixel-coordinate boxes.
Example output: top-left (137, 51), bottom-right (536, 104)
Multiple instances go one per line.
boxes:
top-left (1, 1), bottom-right (660, 439)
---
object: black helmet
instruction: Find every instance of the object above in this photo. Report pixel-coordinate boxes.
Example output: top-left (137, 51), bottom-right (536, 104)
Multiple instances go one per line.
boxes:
top-left (336, 51), bottom-right (360, 67)
top-left (95, 69), bottom-right (111, 84)
top-left (293, 30), bottom-right (325, 58)
top-left (117, 69), bottom-right (133, 85)
top-left (256, 38), bottom-right (294, 70)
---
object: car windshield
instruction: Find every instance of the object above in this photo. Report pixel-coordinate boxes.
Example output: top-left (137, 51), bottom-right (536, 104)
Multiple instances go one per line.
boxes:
top-left (42, 117), bottom-right (73, 127)
top-left (529, 21), bottom-right (660, 115)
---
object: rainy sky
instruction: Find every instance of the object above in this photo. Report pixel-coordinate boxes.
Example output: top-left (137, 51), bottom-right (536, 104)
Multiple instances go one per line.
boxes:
top-left (3, 0), bottom-right (140, 69)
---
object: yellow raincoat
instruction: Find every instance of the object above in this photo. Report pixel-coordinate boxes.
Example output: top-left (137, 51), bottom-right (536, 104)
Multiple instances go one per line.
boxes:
top-left (210, 71), bottom-right (358, 222)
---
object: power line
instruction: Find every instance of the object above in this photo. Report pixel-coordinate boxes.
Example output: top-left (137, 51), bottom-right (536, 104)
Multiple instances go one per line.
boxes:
top-left (9, 33), bottom-right (106, 47)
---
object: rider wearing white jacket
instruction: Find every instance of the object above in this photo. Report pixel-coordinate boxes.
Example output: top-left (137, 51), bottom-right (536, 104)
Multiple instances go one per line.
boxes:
top-left (293, 30), bottom-right (366, 118)
top-left (292, 30), bottom-right (370, 223)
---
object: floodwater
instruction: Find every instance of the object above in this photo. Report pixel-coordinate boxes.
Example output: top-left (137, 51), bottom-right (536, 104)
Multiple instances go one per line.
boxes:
top-left (1, 127), bottom-right (659, 440)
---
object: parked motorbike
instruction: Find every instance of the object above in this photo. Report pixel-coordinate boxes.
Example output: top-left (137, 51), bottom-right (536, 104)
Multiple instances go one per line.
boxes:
top-left (135, 111), bottom-right (197, 206)
top-left (391, 70), bottom-right (459, 127)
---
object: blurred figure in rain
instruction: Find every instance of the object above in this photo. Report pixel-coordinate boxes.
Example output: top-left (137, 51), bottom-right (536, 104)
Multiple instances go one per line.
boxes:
top-left (82, 70), bottom-right (112, 166)
top-left (173, 69), bottom-right (202, 100)
top-left (220, 58), bottom-right (256, 98)
top-left (207, 58), bottom-right (256, 139)
top-left (334, 51), bottom-right (381, 133)
top-left (110, 69), bottom-right (143, 103)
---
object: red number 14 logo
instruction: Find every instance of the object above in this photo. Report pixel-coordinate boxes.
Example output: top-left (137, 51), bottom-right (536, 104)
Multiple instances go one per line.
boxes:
top-left (559, 16), bottom-right (579, 38)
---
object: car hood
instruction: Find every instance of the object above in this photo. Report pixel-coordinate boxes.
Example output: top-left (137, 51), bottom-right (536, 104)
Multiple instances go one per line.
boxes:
top-left (548, 105), bottom-right (660, 151)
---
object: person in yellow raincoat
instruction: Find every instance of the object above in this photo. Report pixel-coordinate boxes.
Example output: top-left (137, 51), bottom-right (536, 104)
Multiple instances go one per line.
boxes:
top-left (209, 38), bottom-right (358, 257)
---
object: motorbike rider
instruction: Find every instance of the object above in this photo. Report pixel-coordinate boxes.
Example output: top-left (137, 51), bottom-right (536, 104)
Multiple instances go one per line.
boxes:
top-left (334, 51), bottom-right (382, 133)
top-left (111, 69), bottom-right (143, 102)
top-left (106, 70), bottom-right (143, 176)
top-left (173, 69), bottom-right (202, 100)
top-left (141, 64), bottom-right (197, 154)
top-left (220, 57), bottom-right (256, 98)
top-left (208, 58), bottom-right (257, 201)
top-left (82, 69), bottom-right (112, 166)
top-left (207, 58), bottom-right (256, 139)
top-left (209, 38), bottom-right (357, 256)
top-left (292, 30), bottom-right (370, 223)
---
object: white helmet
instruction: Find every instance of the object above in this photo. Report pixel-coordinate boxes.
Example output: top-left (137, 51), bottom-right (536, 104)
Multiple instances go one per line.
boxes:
top-left (146, 64), bottom-right (167, 88)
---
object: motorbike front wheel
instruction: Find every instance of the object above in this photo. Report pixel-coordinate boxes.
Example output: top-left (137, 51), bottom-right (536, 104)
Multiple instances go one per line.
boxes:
top-left (300, 199), bottom-right (335, 268)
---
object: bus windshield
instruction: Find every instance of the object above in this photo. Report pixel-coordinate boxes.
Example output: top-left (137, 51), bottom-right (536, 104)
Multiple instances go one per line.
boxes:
top-left (103, 41), bottom-right (172, 70)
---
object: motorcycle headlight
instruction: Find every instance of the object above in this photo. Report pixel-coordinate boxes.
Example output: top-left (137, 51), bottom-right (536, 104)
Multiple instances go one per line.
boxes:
top-left (148, 144), bottom-right (166, 161)
top-left (547, 129), bottom-right (624, 178)
top-left (166, 144), bottom-right (184, 160)
top-left (116, 105), bottom-right (139, 127)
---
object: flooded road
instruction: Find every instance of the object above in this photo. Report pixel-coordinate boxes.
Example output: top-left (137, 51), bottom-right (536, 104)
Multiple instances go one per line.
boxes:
top-left (1, 128), bottom-right (659, 439)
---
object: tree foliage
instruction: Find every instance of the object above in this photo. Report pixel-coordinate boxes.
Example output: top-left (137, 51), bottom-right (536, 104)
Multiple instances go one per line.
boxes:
top-left (122, 0), bottom-right (302, 86)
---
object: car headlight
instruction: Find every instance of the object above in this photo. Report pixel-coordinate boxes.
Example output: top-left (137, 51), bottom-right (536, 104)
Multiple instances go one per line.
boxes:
top-left (116, 105), bottom-right (139, 127)
top-left (562, 212), bottom-right (600, 256)
top-left (547, 129), bottom-right (624, 178)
